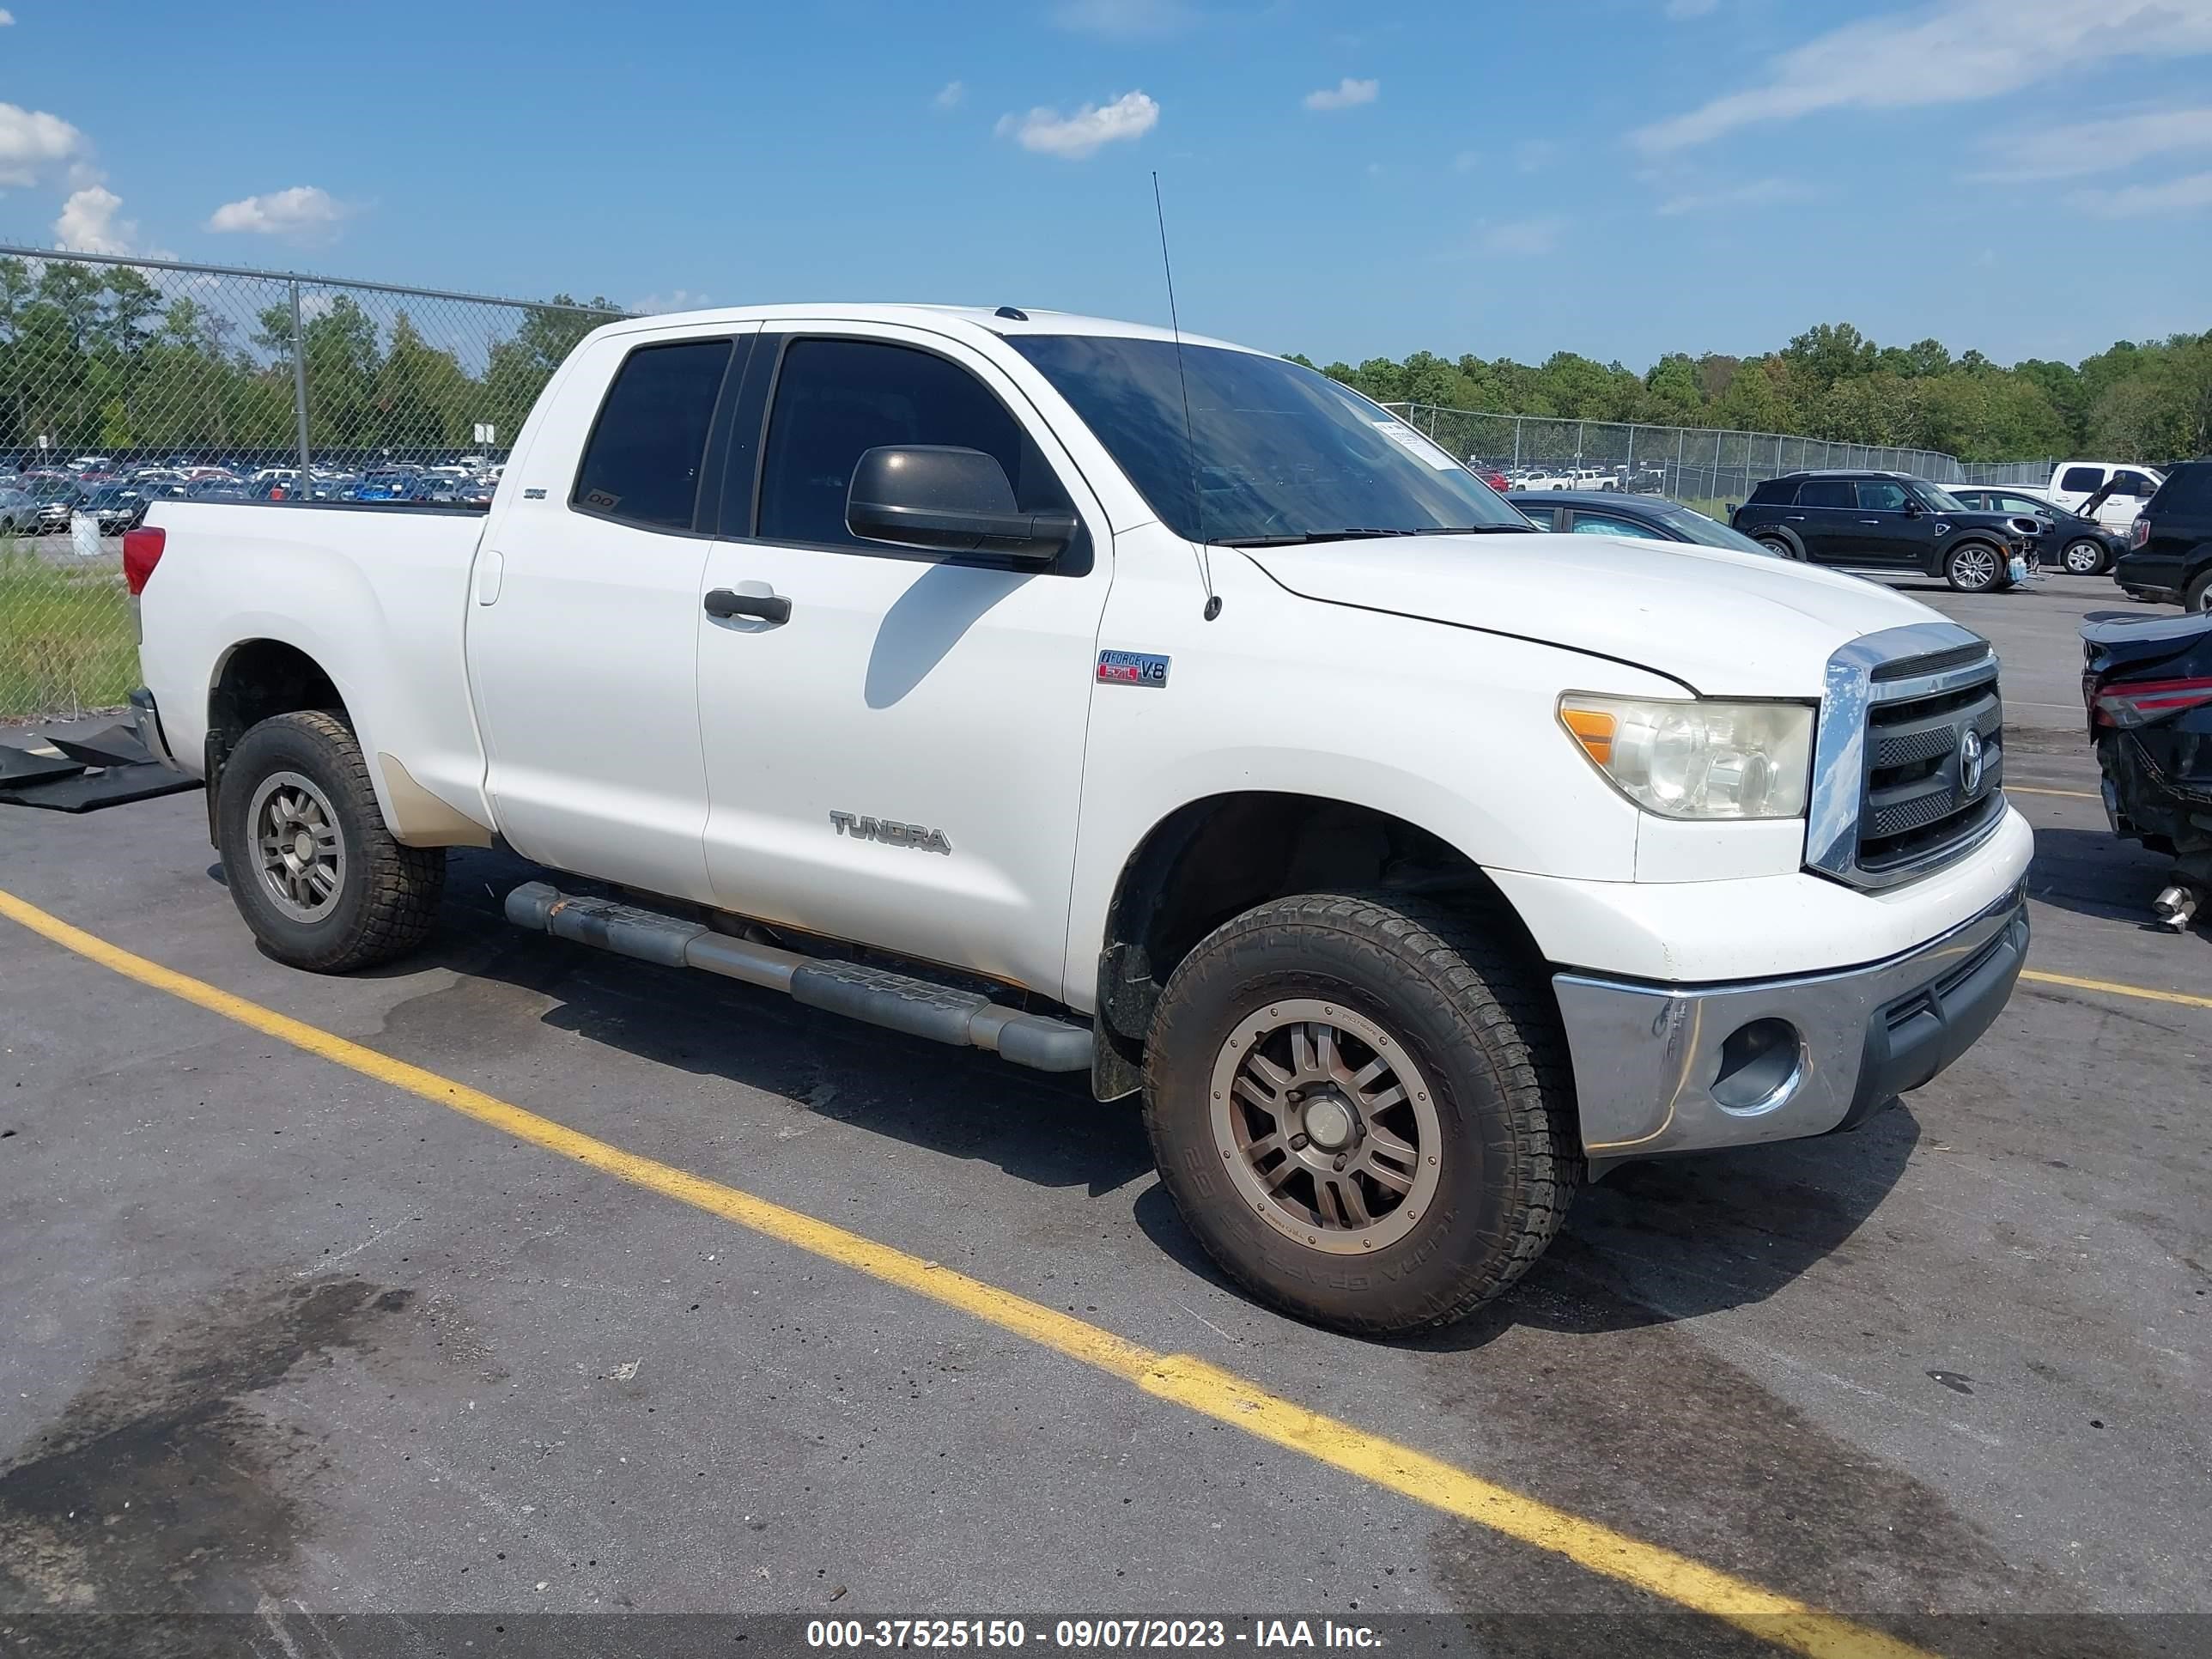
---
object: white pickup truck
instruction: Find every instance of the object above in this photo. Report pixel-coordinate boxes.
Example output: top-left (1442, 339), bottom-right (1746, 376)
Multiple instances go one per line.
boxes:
top-left (127, 304), bottom-right (2033, 1337)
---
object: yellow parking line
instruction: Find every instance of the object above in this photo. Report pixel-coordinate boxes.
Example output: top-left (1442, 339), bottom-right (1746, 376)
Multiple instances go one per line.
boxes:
top-left (0, 885), bottom-right (1931, 1659)
top-left (2007, 786), bottom-right (2099, 799)
top-left (2021, 969), bottom-right (2212, 1011)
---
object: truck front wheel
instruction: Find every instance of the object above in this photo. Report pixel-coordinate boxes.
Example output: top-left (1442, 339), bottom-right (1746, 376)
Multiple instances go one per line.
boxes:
top-left (216, 709), bottom-right (446, 973)
top-left (1143, 892), bottom-right (1581, 1337)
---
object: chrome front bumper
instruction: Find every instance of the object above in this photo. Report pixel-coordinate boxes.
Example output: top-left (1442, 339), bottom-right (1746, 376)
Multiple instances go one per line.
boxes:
top-left (1553, 883), bottom-right (2028, 1158)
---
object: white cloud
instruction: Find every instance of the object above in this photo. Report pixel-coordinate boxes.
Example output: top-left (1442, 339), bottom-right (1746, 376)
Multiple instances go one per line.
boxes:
top-left (1663, 0), bottom-right (1717, 16)
top-left (933, 80), bottom-right (965, 111)
top-left (635, 289), bottom-right (712, 313)
top-left (2069, 168), bottom-right (2212, 216)
top-left (205, 185), bottom-right (349, 238)
top-left (1633, 0), bottom-right (2212, 154)
top-left (0, 10), bottom-right (15, 24)
top-left (1973, 105), bottom-right (2212, 180)
top-left (1512, 138), bottom-right (1557, 173)
top-left (0, 101), bottom-right (88, 188)
top-left (1051, 0), bottom-right (1194, 38)
top-left (1478, 216), bottom-right (1564, 256)
top-left (1451, 149), bottom-right (1481, 172)
top-left (995, 91), bottom-right (1158, 159)
top-left (1304, 77), bottom-right (1379, 113)
top-left (1656, 176), bottom-right (1811, 214)
top-left (54, 185), bottom-right (138, 255)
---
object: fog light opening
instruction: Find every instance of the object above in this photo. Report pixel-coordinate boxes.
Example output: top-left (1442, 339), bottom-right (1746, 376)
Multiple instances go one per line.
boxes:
top-left (1711, 1017), bottom-right (1804, 1115)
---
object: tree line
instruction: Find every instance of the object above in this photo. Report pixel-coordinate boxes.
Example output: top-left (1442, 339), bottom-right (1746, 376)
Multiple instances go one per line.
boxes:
top-left (4, 257), bottom-right (2205, 465)
top-left (1297, 320), bottom-right (2212, 464)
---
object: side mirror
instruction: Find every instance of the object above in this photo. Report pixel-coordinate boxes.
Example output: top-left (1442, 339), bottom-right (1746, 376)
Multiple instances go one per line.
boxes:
top-left (846, 446), bottom-right (1076, 560)
top-left (1902, 497), bottom-right (1923, 517)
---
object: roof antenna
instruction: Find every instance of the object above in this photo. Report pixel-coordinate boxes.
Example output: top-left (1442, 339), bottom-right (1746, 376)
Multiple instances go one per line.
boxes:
top-left (1153, 171), bottom-right (1220, 622)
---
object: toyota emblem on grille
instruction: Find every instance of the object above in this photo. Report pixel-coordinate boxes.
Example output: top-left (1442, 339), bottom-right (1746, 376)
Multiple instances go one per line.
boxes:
top-left (1958, 726), bottom-right (1985, 795)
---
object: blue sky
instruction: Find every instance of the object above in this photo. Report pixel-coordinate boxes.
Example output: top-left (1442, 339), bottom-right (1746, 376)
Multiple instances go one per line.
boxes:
top-left (4, 0), bottom-right (2211, 369)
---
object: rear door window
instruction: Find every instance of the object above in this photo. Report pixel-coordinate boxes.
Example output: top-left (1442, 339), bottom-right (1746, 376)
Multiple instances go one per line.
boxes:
top-left (1796, 480), bottom-right (1853, 508)
top-left (1854, 481), bottom-right (1909, 512)
top-left (2058, 465), bottom-right (2105, 494)
top-left (572, 337), bottom-right (736, 532)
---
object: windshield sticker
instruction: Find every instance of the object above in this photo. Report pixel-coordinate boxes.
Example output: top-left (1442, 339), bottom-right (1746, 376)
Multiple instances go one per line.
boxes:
top-left (1372, 420), bottom-right (1462, 471)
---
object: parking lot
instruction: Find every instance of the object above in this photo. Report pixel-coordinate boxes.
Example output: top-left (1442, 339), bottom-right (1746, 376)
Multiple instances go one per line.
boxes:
top-left (1, 572), bottom-right (2205, 1658)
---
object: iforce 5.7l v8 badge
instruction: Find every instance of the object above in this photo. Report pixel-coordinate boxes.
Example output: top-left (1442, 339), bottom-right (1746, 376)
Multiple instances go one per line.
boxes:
top-left (1097, 650), bottom-right (1170, 689)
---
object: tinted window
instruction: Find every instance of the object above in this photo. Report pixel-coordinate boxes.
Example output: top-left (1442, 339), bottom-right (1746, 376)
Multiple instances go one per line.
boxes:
top-left (1650, 503), bottom-right (1778, 556)
top-left (1007, 335), bottom-right (1524, 544)
top-left (2059, 465), bottom-right (2104, 493)
top-left (1856, 481), bottom-right (1909, 512)
top-left (1516, 502), bottom-right (1558, 528)
top-left (2145, 463), bottom-right (2212, 514)
top-left (572, 337), bottom-right (734, 531)
top-left (1994, 494), bottom-right (2051, 515)
top-left (1570, 513), bottom-right (1663, 539)
top-left (2110, 470), bottom-right (2158, 497)
top-left (1746, 478), bottom-right (1797, 505)
top-left (757, 338), bottom-right (1069, 550)
top-left (1796, 480), bottom-right (1853, 508)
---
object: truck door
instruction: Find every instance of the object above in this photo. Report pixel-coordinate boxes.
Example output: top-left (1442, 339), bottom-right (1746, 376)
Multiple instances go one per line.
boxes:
top-left (467, 325), bottom-right (757, 901)
top-left (692, 327), bottom-right (1111, 997)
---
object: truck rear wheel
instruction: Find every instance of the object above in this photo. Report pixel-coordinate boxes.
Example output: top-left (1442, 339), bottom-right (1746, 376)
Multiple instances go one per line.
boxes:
top-left (1142, 892), bottom-right (1581, 1337)
top-left (216, 710), bottom-right (446, 973)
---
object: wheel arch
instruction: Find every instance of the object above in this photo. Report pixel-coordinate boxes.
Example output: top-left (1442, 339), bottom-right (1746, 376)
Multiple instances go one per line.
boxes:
top-left (1752, 525), bottom-right (1805, 559)
top-left (1089, 790), bottom-right (1547, 1098)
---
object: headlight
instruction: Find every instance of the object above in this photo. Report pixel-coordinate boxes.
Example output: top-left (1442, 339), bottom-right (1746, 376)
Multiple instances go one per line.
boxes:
top-left (1559, 696), bottom-right (1814, 820)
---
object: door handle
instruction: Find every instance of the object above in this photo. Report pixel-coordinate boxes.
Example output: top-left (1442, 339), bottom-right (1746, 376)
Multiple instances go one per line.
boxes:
top-left (1784, 514), bottom-right (1806, 521)
top-left (1857, 518), bottom-right (1882, 525)
top-left (704, 586), bottom-right (791, 625)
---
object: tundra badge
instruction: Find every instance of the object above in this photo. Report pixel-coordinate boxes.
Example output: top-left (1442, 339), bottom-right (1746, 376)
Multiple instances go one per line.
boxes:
top-left (830, 811), bottom-right (952, 855)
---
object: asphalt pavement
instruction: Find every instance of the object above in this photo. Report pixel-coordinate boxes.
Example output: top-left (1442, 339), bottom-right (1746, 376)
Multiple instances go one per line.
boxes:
top-left (0, 568), bottom-right (2205, 1658)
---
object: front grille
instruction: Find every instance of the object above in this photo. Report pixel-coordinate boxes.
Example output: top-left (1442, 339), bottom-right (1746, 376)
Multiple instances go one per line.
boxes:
top-left (1856, 666), bottom-right (2003, 878)
top-left (1807, 624), bottom-right (2007, 890)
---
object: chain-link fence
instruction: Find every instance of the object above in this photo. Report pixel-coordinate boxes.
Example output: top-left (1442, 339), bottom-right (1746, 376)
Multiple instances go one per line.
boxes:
top-left (1383, 404), bottom-right (1984, 509)
top-left (1, 244), bottom-right (626, 720)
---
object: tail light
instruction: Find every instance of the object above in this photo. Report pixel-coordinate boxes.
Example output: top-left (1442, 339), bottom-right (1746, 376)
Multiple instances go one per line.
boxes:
top-left (2130, 518), bottom-right (2150, 549)
top-left (2093, 676), bottom-right (2212, 728)
top-left (122, 526), bottom-right (165, 595)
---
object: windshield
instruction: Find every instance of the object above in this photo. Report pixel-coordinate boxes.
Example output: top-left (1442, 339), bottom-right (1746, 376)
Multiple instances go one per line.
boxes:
top-left (1917, 483), bottom-right (1969, 512)
top-left (1650, 502), bottom-right (1777, 556)
top-left (1007, 336), bottom-right (1528, 544)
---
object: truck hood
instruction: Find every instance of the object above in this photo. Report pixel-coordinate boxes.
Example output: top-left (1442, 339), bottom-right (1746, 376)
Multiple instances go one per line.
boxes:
top-left (1243, 532), bottom-right (1948, 698)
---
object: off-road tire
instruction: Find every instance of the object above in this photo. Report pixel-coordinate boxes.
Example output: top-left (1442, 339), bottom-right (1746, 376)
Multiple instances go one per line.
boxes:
top-left (1143, 891), bottom-right (1581, 1338)
top-left (217, 709), bottom-right (445, 972)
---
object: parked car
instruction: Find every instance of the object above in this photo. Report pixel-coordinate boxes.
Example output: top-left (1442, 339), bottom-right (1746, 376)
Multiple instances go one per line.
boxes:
top-left (0, 486), bottom-right (36, 536)
top-left (129, 302), bottom-right (2032, 1339)
top-left (80, 483), bottom-right (149, 533)
top-left (1507, 489), bottom-right (1784, 556)
top-left (2045, 461), bottom-right (2163, 533)
top-left (2081, 603), bottom-right (2212, 928)
top-left (1732, 470), bottom-right (2038, 592)
top-left (1947, 484), bottom-right (2124, 575)
top-left (1464, 462), bottom-right (1511, 493)
top-left (2111, 459), bottom-right (2212, 612)
top-left (33, 484), bottom-right (88, 533)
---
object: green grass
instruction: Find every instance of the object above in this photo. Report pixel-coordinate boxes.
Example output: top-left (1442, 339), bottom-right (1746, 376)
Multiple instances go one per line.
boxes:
top-left (0, 542), bottom-right (141, 721)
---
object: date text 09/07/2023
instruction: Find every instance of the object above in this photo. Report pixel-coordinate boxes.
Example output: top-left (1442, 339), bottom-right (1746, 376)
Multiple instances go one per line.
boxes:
top-left (805, 1618), bottom-right (1383, 1650)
